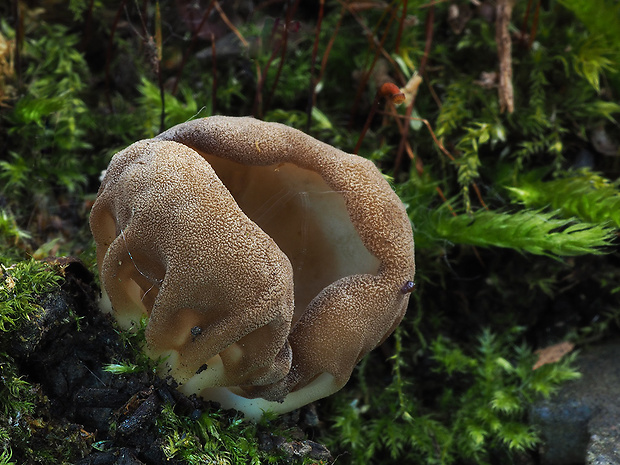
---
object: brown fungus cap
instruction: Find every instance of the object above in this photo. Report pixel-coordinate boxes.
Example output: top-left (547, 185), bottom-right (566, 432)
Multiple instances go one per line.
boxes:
top-left (91, 116), bottom-right (415, 420)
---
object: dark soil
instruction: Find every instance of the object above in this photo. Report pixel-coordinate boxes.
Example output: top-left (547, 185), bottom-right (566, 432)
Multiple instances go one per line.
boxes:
top-left (7, 259), bottom-right (332, 464)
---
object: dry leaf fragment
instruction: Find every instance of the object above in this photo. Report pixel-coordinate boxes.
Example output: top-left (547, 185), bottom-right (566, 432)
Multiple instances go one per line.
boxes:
top-left (533, 341), bottom-right (575, 370)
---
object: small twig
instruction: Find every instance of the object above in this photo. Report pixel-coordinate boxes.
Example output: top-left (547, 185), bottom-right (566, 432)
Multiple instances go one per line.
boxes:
top-left (265, 1), bottom-right (294, 114)
top-left (496, 0), bottom-right (517, 113)
top-left (394, 4), bottom-right (434, 174)
top-left (155, 2), bottom-right (165, 133)
top-left (213, 1), bottom-right (249, 48)
top-left (394, 0), bottom-right (408, 53)
top-left (347, 3), bottom-right (399, 129)
top-left (305, 0), bottom-right (325, 133)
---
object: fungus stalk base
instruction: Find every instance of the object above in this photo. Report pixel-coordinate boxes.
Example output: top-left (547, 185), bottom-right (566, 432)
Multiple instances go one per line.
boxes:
top-left (183, 373), bottom-right (338, 421)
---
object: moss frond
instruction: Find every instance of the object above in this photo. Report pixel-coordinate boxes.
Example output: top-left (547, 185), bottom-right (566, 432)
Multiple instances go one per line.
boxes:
top-left (506, 169), bottom-right (620, 228)
top-left (558, 0), bottom-right (620, 61)
top-left (428, 207), bottom-right (615, 257)
top-left (157, 404), bottom-right (266, 464)
top-left (0, 211), bottom-right (30, 257)
top-left (0, 355), bottom-right (35, 419)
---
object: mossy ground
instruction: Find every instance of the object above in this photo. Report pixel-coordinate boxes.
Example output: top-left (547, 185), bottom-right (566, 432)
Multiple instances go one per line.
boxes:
top-left (1, 259), bottom-right (330, 464)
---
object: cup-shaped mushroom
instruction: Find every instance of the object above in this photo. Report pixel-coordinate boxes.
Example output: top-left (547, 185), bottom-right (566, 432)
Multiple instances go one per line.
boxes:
top-left (91, 116), bottom-right (415, 420)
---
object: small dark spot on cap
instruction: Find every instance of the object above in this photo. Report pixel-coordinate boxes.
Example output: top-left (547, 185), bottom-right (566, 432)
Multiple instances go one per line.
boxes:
top-left (400, 280), bottom-right (416, 294)
top-left (191, 326), bottom-right (202, 342)
top-left (196, 363), bottom-right (208, 374)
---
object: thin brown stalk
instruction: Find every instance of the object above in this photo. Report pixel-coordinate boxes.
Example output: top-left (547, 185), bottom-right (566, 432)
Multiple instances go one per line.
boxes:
top-left (211, 32), bottom-right (217, 114)
top-left (382, 105), bottom-right (457, 214)
top-left (394, 4), bottom-right (434, 174)
top-left (214, 1), bottom-right (249, 47)
top-left (521, 0), bottom-right (534, 41)
top-left (419, 3), bottom-right (434, 76)
top-left (394, 0), bottom-right (408, 53)
top-left (386, 112), bottom-right (455, 161)
top-left (253, 59), bottom-right (263, 117)
top-left (343, 4), bottom-right (406, 82)
top-left (318, 5), bottom-right (344, 84)
top-left (354, 83), bottom-right (405, 154)
top-left (528, 0), bottom-right (541, 49)
top-left (80, 0), bottom-right (95, 50)
top-left (253, 30), bottom-right (280, 117)
top-left (265, 1), bottom-right (294, 114)
top-left (425, 71), bottom-right (442, 108)
top-left (305, 0), bottom-right (325, 132)
top-left (471, 182), bottom-right (489, 210)
top-left (435, 186), bottom-right (457, 216)
top-left (347, 3), bottom-right (399, 128)
top-left (382, 109), bottom-right (489, 209)
top-left (419, 0), bottom-right (449, 8)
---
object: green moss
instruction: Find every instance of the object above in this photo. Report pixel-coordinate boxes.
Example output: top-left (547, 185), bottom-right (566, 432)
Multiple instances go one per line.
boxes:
top-left (429, 208), bottom-right (615, 257)
top-left (0, 23), bottom-right (92, 203)
top-left (0, 211), bottom-right (31, 261)
top-left (506, 169), bottom-right (620, 228)
top-left (157, 405), bottom-right (268, 464)
top-left (0, 259), bottom-right (72, 463)
top-left (0, 259), bottom-right (63, 333)
top-left (327, 328), bottom-right (580, 464)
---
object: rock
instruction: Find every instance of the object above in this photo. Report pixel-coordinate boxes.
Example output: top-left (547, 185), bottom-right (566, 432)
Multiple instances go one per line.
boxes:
top-left (531, 343), bottom-right (620, 465)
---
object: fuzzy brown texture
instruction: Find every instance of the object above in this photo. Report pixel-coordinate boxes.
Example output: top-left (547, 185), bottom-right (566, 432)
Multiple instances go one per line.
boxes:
top-left (91, 116), bottom-right (415, 415)
top-left (90, 139), bottom-right (294, 388)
